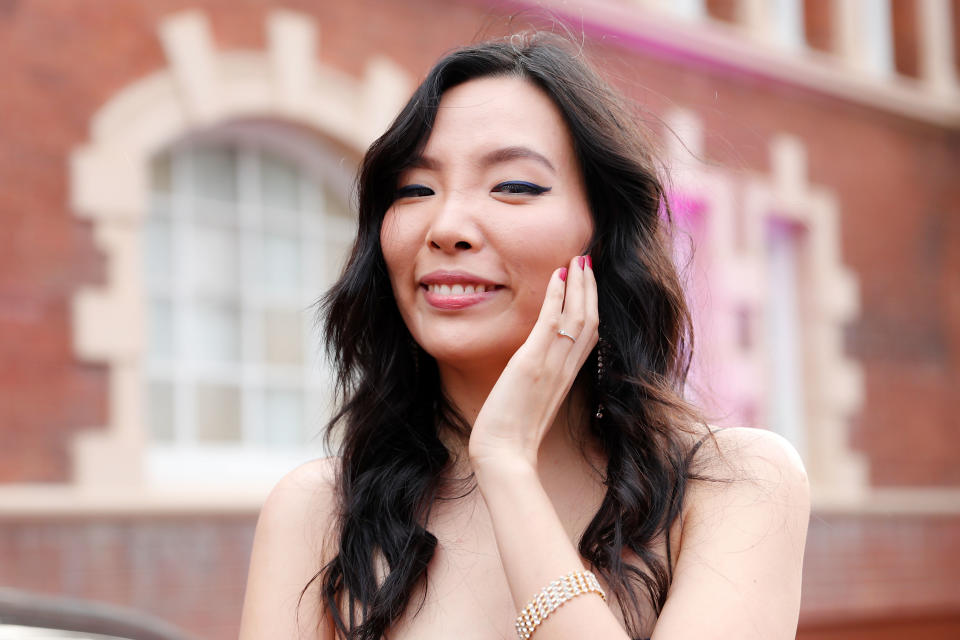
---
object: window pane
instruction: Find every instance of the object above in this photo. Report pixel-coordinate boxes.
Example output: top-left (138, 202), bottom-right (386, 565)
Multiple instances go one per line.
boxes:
top-left (144, 217), bottom-right (172, 283)
top-left (189, 302), bottom-right (240, 362)
top-left (262, 233), bottom-right (300, 291)
top-left (261, 154), bottom-right (300, 211)
top-left (263, 309), bottom-right (302, 364)
top-left (195, 383), bottom-right (241, 442)
top-left (323, 236), bottom-right (352, 288)
top-left (149, 299), bottom-right (174, 358)
top-left (264, 388), bottom-right (302, 446)
top-left (145, 138), bottom-right (355, 458)
top-left (189, 224), bottom-right (239, 294)
top-left (151, 154), bottom-right (172, 194)
top-left (765, 220), bottom-right (806, 456)
top-left (193, 148), bottom-right (237, 202)
top-left (147, 381), bottom-right (175, 442)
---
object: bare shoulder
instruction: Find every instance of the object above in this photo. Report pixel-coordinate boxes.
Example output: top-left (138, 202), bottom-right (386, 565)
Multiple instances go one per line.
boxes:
top-left (682, 426), bottom-right (810, 545)
top-left (252, 456), bottom-right (341, 560)
top-left (260, 456), bottom-right (340, 523)
top-left (694, 426), bottom-right (808, 487)
top-left (239, 457), bottom-right (341, 640)
top-left (653, 428), bottom-right (811, 639)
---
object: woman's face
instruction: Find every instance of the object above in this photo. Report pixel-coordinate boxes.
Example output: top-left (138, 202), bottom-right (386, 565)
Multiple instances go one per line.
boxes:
top-left (380, 75), bottom-right (593, 370)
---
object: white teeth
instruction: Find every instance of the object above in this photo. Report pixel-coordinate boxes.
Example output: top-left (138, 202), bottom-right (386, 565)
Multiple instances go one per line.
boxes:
top-left (427, 284), bottom-right (491, 295)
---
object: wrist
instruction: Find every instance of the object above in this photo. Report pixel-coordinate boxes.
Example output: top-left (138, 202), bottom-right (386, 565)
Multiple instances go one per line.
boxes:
top-left (470, 452), bottom-right (538, 486)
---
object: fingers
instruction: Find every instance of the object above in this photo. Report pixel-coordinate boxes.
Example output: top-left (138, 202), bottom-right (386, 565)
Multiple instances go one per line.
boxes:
top-left (534, 266), bottom-right (569, 327)
top-left (527, 266), bottom-right (570, 353)
top-left (562, 255), bottom-right (585, 328)
top-left (582, 255), bottom-right (599, 343)
top-left (560, 254), bottom-right (598, 361)
top-left (551, 254), bottom-right (597, 359)
top-left (528, 254), bottom-right (598, 363)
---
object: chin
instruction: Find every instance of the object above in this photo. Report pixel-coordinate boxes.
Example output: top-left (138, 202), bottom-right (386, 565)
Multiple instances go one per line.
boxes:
top-left (419, 336), bottom-right (519, 371)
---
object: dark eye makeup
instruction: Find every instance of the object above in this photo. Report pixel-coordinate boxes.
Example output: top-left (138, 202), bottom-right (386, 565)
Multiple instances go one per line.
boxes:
top-left (393, 180), bottom-right (552, 201)
top-left (492, 181), bottom-right (552, 195)
top-left (394, 184), bottom-right (435, 199)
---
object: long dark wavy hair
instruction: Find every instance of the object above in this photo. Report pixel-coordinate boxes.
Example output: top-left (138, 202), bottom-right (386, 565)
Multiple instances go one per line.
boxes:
top-left (315, 31), bottom-right (708, 639)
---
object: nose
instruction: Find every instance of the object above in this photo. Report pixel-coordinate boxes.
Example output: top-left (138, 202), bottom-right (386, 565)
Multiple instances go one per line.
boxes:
top-left (425, 193), bottom-right (483, 253)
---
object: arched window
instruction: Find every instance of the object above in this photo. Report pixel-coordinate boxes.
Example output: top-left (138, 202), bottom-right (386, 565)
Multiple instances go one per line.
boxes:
top-left (143, 122), bottom-right (356, 486)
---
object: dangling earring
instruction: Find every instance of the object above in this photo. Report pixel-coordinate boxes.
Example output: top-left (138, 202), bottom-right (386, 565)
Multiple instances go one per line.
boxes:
top-left (595, 337), bottom-right (606, 420)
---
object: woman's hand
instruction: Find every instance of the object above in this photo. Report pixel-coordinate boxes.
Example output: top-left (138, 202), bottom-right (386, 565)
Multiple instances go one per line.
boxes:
top-left (468, 253), bottom-right (598, 471)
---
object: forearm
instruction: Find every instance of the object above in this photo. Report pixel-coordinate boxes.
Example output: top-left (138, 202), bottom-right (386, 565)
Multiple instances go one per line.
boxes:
top-left (474, 456), bottom-right (629, 640)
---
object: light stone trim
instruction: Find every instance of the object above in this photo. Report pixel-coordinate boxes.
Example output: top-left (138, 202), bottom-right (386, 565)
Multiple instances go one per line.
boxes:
top-left (665, 109), bottom-right (868, 499)
top-left (57, 9), bottom-right (410, 494)
top-left (269, 10), bottom-right (319, 111)
top-left (831, 0), bottom-right (894, 76)
top-left (519, 0), bottom-right (960, 127)
top-left (748, 136), bottom-right (867, 498)
top-left (158, 10), bottom-right (221, 124)
top-left (0, 485), bottom-right (267, 517)
top-left (734, 0), bottom-right (804, 50)
top-left (734, 0), bottom-right (770, 33)
top-left (5, 484), bottom-right (959, 518)
top-left (918, 0), bottom-right (960, 95)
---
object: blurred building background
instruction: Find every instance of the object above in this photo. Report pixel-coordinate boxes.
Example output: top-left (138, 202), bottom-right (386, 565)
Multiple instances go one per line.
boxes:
top-left (0, 0), bottom-right (957, 638)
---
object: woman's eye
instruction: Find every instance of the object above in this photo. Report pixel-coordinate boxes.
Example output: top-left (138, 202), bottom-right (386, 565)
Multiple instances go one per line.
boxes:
top-left (395, 184), bottom-right (434, 199)
top-left (492, 181), bottom-right (552, 196)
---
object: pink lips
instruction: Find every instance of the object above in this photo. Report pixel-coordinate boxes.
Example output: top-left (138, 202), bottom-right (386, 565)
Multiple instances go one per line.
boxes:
top-left (419, 270), bottom-right (503, 310)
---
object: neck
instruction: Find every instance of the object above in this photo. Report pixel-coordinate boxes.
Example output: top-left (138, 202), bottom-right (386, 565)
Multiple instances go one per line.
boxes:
top-left (435, 357), bottom-right (504, 428)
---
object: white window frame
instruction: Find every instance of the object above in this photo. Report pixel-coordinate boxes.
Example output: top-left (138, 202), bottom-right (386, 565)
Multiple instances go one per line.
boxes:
top-left (143, 123), bottom-right (357, 488)
top-left (765, 218), bottom-right (807, 459)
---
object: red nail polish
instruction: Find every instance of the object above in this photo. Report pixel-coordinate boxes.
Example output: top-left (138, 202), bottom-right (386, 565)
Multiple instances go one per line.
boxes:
top-left (586, 254), bottom-right (593, 269)
top-left (578, 256), bottom-right (585, 269)
top-left (559, 267), bottom-right (568, 282)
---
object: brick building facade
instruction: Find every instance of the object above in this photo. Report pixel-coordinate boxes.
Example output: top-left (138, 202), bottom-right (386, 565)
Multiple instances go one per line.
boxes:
top-left (1, 1), bottom-right (958, 638)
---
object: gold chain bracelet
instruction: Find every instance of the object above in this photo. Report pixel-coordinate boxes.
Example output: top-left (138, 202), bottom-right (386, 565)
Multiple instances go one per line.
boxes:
top-left (515, 569), bottom-right (606, 639)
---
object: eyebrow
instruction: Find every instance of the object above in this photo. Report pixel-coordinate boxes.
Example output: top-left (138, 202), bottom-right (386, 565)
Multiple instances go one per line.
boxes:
top-left (409, 145), bottom-right (556, 173)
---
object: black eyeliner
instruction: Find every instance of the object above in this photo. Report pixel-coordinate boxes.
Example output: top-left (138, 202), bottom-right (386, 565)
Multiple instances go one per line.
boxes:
top-left (395, 184), bottom-right (434, 198)
top-left (494, 180), bottom-right (552, 195)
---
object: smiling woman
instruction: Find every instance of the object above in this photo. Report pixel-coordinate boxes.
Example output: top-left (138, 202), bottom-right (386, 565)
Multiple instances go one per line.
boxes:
top-left (239, 31), bottom-right (809, 640)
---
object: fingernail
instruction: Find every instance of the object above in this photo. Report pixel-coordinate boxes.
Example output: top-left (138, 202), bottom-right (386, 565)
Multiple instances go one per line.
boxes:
top-left (559, 267), bottom-right (568, 282)
top-left (586, 254), bottom-right (593, 269)
top-left (578, 256), bottom-right (585, 269)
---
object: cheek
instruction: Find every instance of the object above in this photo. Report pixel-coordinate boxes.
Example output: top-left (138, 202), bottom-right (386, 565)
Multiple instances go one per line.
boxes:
top-left (379, 215), bottom-right (412, 317)
top-left (569, 202), bottom-right (595, 251)
top-left (517, 203), bottom-right (593, 265)
top-left (379, 209), bottom-right (411, 279)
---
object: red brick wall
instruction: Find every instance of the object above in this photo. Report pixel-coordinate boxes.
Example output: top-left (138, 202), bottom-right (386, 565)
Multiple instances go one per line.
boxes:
top-left (892, 0), bottom-right (920, 78)
top-left (799, 512), bottom-right (960, 638)
top-left (799, 613), bottom-right (960, 640)
top-left (802, 513), bottom-right (960, 621)
top-left (0, 516), bottom-right (256, 640)
top-left (804, 0), bottom-right (833, 53)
